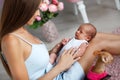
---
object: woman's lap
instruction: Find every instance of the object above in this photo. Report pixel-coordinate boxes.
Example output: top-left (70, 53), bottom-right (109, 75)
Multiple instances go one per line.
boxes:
top-left (54, 62), bottom-right (85, 80)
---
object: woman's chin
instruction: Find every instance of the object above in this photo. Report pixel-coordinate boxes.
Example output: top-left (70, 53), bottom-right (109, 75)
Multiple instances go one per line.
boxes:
top-left (27, 20), bottom-right (35, 25)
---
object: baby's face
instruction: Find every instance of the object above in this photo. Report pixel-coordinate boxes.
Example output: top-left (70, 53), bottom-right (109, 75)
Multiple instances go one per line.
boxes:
top-left (75, 26), bottom-right (90, 41)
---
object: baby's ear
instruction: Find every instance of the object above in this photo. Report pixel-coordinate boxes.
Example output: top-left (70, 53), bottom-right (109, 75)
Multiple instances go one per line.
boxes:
top-left (93, 50), bottom-right (101, 56)
top-left (86, 36), bottom-right (91, 41)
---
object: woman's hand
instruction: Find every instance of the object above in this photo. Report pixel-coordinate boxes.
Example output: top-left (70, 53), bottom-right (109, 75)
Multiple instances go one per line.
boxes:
top-left (39, 48), bottom-right (81, 80)
top-left (57, 48), bottom-right (81, 71)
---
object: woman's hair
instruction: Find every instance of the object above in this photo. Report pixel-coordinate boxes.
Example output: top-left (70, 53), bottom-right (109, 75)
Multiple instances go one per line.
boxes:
top-left (0, 0), bottom-right (41, 78)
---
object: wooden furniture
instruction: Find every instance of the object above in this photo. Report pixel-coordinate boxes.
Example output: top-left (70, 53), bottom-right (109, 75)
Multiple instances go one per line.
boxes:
top-left (73, 0), bottom-right (89, 23)
top-left (72, 0), bottom-right (120, 23)
top-left (96, 0), bottom-right (120, 10)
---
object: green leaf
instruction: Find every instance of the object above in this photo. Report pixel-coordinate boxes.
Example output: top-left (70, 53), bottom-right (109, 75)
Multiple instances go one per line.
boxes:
top-left (29, 10), bottom-right (59, 29)
top-left (49, 13), bottom-right (54, 19)
top-left (53, 13), bottom-right (59, 17)
top-left (30, 21), bottom-right (42, 29)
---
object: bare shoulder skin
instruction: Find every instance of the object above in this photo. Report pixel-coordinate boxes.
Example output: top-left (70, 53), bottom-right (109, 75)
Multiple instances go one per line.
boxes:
top-left (1, 34), bottom-right (29, 80)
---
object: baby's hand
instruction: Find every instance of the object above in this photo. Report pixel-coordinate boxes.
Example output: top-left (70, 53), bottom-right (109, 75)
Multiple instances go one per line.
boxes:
top-left (61, 38), bottom-right (70, 45)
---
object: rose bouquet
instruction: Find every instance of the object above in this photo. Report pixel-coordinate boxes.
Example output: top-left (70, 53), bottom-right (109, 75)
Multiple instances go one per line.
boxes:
top-left (30, 0), bottom-right (64, 29)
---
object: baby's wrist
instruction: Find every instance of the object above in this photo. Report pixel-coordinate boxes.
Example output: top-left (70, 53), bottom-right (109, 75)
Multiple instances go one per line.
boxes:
top-left (50, 43), bottom-right (63, 54)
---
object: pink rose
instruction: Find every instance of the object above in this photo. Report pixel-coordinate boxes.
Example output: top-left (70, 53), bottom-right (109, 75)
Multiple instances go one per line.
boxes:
top-left (36, 16), bottom-right (41, 21)
top-left (52, 0), bottom-right (58, 5)
top-left (39, 3), bottom-right (48, 12)
top-left (67, 0), bottom-right (79, 3)
top-left (58, 2), bottom-right (64, 11)
top-left (43, 0), bottom-right (50, 4)
top-left (48, 4), bottom-right (58, 12)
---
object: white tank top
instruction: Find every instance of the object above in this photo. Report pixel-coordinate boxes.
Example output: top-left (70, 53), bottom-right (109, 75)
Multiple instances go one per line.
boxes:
top-left (11, 33), bottom-right (52, 80)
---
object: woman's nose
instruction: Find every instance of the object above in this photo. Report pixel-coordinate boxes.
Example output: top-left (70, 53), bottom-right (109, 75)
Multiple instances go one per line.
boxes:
top-left (36, 10), bottom-right (40, 16)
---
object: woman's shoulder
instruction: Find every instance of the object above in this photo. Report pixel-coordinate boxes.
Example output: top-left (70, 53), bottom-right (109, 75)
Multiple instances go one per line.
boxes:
top-left (2, 34), bottom-right (20, 46)
top-left (1, 34), bottom-right (22, 53)
top-left (1, 34), bottom-right (24, 60)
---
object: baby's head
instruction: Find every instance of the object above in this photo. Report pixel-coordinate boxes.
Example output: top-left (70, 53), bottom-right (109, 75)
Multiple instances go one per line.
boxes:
top-left (75, 23), bottom-right (97, 42)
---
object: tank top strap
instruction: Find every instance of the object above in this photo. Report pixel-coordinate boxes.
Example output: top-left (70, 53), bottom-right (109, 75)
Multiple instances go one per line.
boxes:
top-left (11, 33), bottom-right (32, 45)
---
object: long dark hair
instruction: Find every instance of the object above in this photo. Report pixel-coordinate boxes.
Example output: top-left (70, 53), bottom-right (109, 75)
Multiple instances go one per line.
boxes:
top-left (0, 0), bottom-right (41, 78)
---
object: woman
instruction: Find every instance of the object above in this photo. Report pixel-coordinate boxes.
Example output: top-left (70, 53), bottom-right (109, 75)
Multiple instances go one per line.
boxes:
top-left (0, 0), bottom-right (81, 80)
top-left (0, 0), bottom-right (120, 80)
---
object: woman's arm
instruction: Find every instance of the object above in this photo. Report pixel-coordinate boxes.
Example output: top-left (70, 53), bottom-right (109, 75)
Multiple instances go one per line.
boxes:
top-left (1, 35), bottom-right (29, 80)
top-left (2, 35), bottom-right (80, 80)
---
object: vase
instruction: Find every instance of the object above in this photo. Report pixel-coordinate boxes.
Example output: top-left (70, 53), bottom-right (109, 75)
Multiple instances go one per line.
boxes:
top-left (39, 20), bottom-right (59, 42)
top-left (26, 20), bottom-right (59, 43)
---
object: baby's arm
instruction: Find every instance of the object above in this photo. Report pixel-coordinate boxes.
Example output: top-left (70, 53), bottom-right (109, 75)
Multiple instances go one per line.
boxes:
top-left (49, 42), bottom-right (64, 64)
top-left (49, 38), bottom-right (72, 64)
top-left (49, 53), bottom-right (57, 64)
top-left (61, 38), bottom-right (71, 45)
top-left (76, 42), bottom-right (88, 57)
